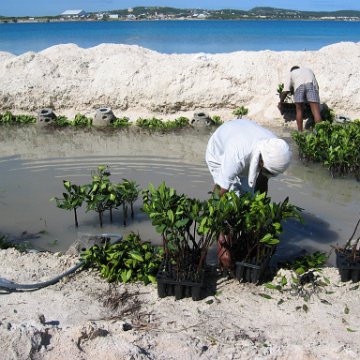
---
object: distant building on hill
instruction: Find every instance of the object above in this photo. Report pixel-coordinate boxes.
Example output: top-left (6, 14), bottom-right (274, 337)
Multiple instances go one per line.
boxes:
top-left (61, 10), bottom-right (87, 18)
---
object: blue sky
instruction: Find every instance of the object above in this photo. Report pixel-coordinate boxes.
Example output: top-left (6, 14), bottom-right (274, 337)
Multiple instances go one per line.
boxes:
top-left (1, 1), bottom-right (360, 17)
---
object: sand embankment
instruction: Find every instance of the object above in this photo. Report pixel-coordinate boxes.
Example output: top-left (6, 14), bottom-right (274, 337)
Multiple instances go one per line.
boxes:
top-left (0, 42), bottom-right (359, 122)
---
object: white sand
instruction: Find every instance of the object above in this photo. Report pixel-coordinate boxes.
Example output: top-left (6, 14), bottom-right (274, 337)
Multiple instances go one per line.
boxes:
top-left (0, 42), bottom-right (359, 124)
top-left (0, 248), bottom-right (359, 360)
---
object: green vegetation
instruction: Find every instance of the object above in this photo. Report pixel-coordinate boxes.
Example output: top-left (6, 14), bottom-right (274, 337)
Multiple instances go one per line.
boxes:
top-left (211, 115), bottom-right (223, 126)
top-left (232, 106), bottom-right (249, 119)
top-left (81, 232), bottom-right (163, 284)
top-left (279, 251), bottom-right (328, 275)
top-left (217, 191), bottom-right (302, 265)
top-left (53, 165), bottom-right (140, 228)
top-left (72, 113), bottom-right (93, 127)
top-left (136, 116), bottom-right (190, 131)
top-left (142, 182), bottom-right (225, 280)
top-left (109, 117), bottom-right (131, 128)
top-left (142, 182), bottom-right (301, 282)
top-left (0, 112), bottom-right (215, 131)
top-left (0, 234), bottom-right (29, 252)
top-left (264, 251), bottom-right (330, 301)
top-left (52, 181), bottom-right (87, 227)
top-left (0, 111), bottom-right (36, 125)
top-left (291, 120), bottom-right (360, 179)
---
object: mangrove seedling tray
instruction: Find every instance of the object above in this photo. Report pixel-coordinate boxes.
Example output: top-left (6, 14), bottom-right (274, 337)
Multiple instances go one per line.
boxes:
top-left (156, 266), bottom-right (205, 301)
top-left (235, 257), bottom-right (271, 284)
top-left (336, 250), bottom-right (360, 283)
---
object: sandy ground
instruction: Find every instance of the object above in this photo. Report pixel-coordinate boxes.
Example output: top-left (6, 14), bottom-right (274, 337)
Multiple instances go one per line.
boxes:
top-left (0, 248), bottom-right (359, 360)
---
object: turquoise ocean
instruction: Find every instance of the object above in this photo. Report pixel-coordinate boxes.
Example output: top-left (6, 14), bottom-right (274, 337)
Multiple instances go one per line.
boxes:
top-left (0, 20), bottom-right (360, 55)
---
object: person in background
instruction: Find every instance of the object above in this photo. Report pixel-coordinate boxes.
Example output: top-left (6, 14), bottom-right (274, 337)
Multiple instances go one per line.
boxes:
top-left (278, 66), bottom-right (322, 131)
top-left (205, 118), bottom-right (292, 272)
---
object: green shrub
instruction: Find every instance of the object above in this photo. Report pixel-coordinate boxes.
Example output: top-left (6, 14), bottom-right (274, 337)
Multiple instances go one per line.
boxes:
top-left (292, 120), bottom-right (360, 179)
top-left (81, 232), bottom-right (163, 284)
top-left (232, 106), bottom-right (249, 119)
top-left (72, 113), bottom-right (92, 127)
top-left (54, 115), bottom-right (71, 127)
top-left (212, 115), bottom-right (223, 125)
top-left (109, 117), bottom-right (131, 128)
top-left (0, 111), bottom-right (36, 125)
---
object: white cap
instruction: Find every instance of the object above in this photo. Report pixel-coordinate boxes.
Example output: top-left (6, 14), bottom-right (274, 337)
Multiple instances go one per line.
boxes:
top-left (248, 138), bottom-right (291, 188)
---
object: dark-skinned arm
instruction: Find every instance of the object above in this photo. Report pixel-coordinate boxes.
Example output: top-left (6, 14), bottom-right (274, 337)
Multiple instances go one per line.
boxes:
top-left (254, 171), bottom-right (269, 194)
top-left (213, 184), bottom-right (228, 197)
top-left (278, 91), bottom-right (291, 111)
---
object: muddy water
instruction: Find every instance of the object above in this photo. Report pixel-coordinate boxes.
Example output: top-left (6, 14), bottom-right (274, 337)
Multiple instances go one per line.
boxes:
top-left (0, 126), bottom-right (359, 266)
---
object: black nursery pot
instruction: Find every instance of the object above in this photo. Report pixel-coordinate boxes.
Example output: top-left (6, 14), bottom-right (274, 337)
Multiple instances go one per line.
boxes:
top-left (336, 249), bottom-right (360, 283)
top-left (235, 256), bottom-right (271, 284)
top-left (156, 261), bottom-right (205, 301)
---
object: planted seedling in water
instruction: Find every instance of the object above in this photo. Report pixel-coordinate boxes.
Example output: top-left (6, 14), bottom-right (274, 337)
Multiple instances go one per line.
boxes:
top-left (115, 179), bottom-right (140, 226)
top-left (85, 165), bottom-right (116, 227)
top-left (52, 180), bottom-right (87, 227)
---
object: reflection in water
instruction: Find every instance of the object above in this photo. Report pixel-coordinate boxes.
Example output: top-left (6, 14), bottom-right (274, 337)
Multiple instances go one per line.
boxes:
top-left (0, 127), bottom-right (359, 266)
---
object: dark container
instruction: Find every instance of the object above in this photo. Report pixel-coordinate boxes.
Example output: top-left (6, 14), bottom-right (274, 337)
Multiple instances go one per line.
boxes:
top-left (235, 256), bottom-right (271, 284)
top-left (156, 264), bottom-right (204, 301)
top-left (335, 249), bottom-right (360, 283)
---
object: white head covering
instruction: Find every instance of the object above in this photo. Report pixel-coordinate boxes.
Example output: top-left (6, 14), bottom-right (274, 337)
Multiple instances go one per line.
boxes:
top-left (248, 138), bottom-right (291, 188)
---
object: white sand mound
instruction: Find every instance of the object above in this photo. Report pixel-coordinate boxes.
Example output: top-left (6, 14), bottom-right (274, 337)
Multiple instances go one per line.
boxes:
top-left (0, 42), bottom-right (359, 122)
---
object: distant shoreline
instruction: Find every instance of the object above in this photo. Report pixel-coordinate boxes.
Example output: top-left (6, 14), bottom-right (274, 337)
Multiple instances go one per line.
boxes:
top-left (1, 18), bottom-right (360, 24)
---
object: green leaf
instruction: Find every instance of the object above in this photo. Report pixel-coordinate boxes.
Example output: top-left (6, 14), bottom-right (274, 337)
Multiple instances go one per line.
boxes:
top-left (147, 275), bottom-right (157, 284)
top-left (264, 283), bottom-right (278, 290)
top-left (259, 293), bottom-right (272, 300)
top-left (344, 305), bottom-right (350, 315)
top-left (320, 299), bottom-right (332, 305)
top-left (346, 328), bottom-right (357, 333)
top-left (129, 251), bottom-right (144, 262)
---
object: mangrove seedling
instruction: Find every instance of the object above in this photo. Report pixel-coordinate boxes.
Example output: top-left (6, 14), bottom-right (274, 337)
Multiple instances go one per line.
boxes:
top-left (52, 180), bottom-right (87, 227)
top-left (232, 106), bottom-right (249, 119)
top-left (109, 117), bottom-right (131, 128)
top-left (85, 165), bottom-right (116, 227)
top-left (72, 113), bottom-right (93, 127)
top-left (115, 179), bottom-right (140, 226)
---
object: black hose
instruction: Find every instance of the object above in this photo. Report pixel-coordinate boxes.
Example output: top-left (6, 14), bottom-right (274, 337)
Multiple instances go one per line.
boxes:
top-left (0, 233), bottom-right (122, 292)
top-left (0, 261), bottom-right (84, 291)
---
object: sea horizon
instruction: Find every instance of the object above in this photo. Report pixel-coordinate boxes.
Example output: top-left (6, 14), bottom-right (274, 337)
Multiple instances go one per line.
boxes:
top-left (1, 19), bottom-right (360, 55)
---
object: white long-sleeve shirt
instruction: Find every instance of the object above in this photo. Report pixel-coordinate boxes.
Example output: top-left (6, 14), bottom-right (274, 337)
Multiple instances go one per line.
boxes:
top-left (205, 118), bottom-right (277, 191)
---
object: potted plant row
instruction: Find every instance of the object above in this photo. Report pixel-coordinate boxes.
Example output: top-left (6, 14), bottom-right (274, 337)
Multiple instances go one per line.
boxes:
top-left (142, 183), bottom-right (302, 299)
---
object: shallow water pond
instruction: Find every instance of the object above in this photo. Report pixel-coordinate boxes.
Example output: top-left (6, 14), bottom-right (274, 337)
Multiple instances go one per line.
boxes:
top-left (0, 126), bottom-right (359, 266)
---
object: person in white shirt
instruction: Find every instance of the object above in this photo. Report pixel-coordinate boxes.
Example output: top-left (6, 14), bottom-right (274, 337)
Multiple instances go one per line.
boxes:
top-left (205, 118), bottom-right (292, 272)
top-left (278, 66), bottom-right (322, 131)
top-left (206, 118), bottom-right (291, 196)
